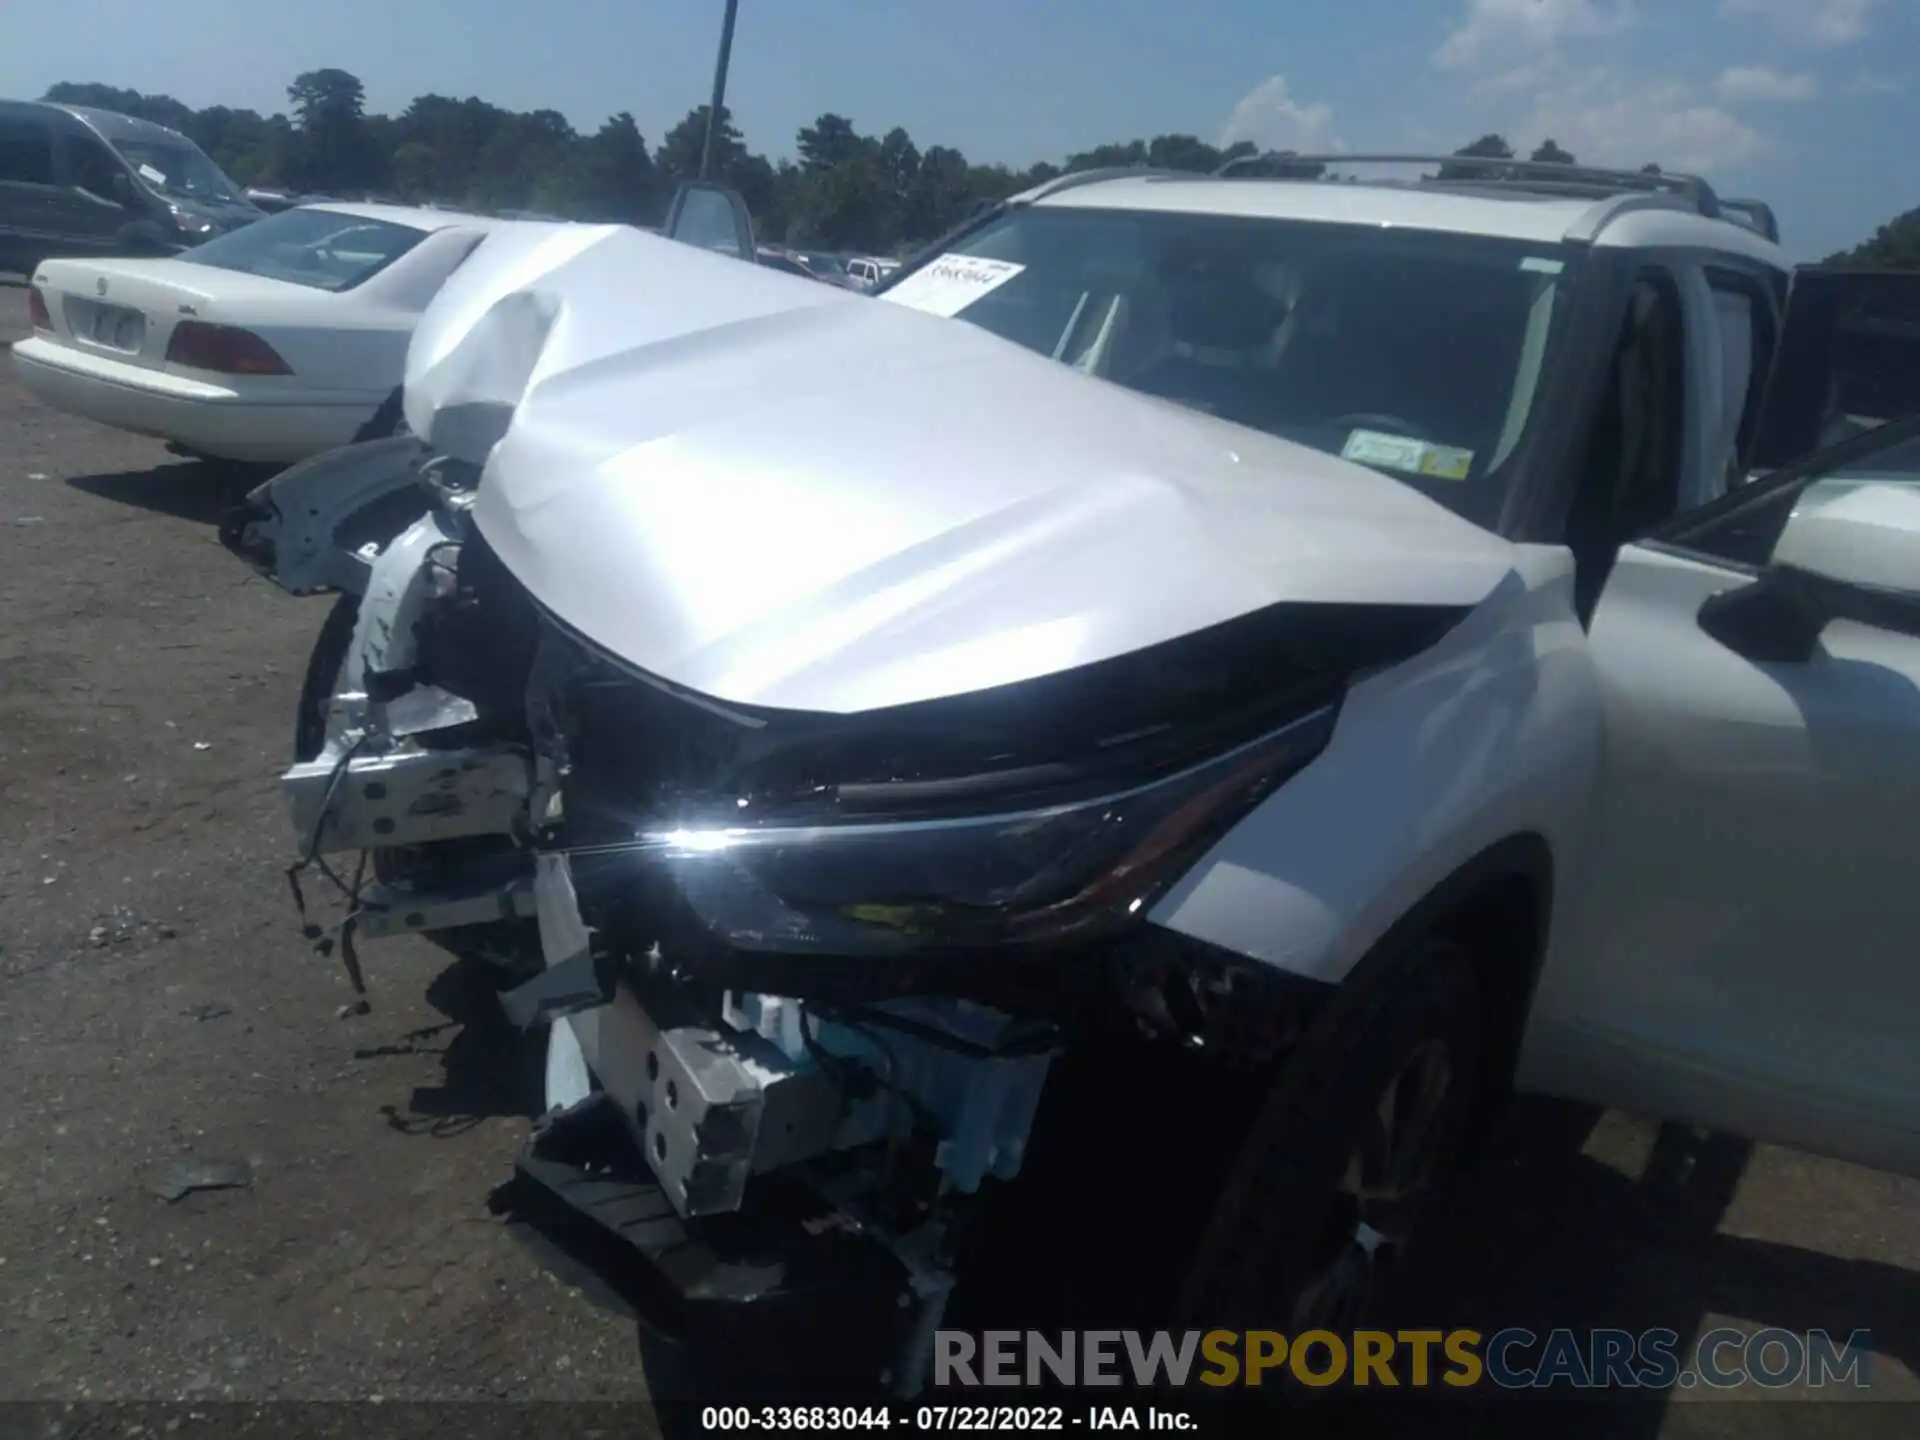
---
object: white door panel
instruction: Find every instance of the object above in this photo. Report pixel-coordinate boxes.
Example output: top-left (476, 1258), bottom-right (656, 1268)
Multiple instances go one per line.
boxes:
top-left (1521, 539), bottom-right (1920, 1174)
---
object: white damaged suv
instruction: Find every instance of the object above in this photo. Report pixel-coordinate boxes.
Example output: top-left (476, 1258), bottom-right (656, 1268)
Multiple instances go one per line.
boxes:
top-left (222, 160), bottom-right (1920, 1393)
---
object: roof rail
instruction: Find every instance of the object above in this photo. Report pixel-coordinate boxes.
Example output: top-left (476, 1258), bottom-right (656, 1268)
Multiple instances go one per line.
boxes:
top-left (1719, 198), bottom-right (1781, 244)
top-left (1214, 151), bottom-right (1727, 221)
top-left (1015, 165), bottom-right (1189, 203)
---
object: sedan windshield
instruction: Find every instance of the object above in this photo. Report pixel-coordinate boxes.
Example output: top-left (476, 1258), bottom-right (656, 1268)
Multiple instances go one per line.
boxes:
top-left (112, 139), bottom-right (245, 205)
top-left (882, 206), bottom-right (1579, 528)
top-left (179, 208), bottom-right (429, 292)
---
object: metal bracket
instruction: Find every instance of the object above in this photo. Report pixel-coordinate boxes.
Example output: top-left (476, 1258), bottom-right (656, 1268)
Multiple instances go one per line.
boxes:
top-left (283, 745), bottom-right (532, 855)
top-left (356, 871), bottom-right (537, 939)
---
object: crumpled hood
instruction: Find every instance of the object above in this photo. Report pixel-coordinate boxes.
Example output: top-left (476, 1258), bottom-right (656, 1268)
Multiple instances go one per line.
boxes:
top-left (404, 223), bottom-right (1519, 715)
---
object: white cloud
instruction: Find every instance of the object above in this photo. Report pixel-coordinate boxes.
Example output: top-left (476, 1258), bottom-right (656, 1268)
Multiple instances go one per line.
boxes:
top-left (1219, 74), bottom-right (1344, 155)
top-left (1498, 63), bottom-right (1770, 172)
top-left (1436, 0), bottom-right (1636, 70)
top-left (1719, 0), bottom-right (1881, 48)
top-left (1846, 70), bottom-right (1903, 96)
top-left (1715, 65), bottom-right (1818, 102)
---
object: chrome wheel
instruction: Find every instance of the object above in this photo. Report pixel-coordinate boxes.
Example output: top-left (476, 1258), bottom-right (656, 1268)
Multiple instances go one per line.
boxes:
top-left (1291, 1038), bottom-right (1454, 1332)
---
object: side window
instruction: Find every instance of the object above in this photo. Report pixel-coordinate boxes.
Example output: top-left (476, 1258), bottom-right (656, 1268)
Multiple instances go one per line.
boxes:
top-left (1703, 268), bottom-right (1778, 492)
top-left (1674, 271), bottom-right (1920, 568)
top-left (66, 134), bottom-right (125, 200)
top-left (1565, 268), bottom-right (1688, 615)
top-left (0, 113), bottom-right (56, 186)
top-left (1661, 413), bottom-right (1920, 571)
top-left (1751, 269), bottom-right (1920, 471)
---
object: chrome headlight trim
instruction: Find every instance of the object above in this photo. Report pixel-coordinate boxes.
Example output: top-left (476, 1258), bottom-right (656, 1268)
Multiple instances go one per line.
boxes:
top-left (603, 702), bottom-right (1338, 958)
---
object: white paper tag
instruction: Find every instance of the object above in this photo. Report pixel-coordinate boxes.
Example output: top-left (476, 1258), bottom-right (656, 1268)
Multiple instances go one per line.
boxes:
top-left (1341, 429), bottom-right (1476, 482)
top-left (1341, 429), bottom-right (1428, 471)
top-left (137, 163), bottom-right (167, 184)
top-left (880, 255), bottom-right (1026, 318)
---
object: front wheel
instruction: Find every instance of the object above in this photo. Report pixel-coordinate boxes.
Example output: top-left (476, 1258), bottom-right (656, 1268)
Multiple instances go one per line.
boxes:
top-left (1173, 936), bottom-right (1482, 1340)
top-left (293, 592), bottom-right (360, 764)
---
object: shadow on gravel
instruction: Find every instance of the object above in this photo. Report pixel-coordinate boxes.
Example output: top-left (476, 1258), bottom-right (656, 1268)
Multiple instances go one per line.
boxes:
top-left (1353, 1098), bottom-right (1920, 1439)
top-left (469, 1068), bottom-right (1917, 1436)
top-left (375, 957), bottom-right (548, 1138)
top-left (66, 459), bottom-right (276, 523)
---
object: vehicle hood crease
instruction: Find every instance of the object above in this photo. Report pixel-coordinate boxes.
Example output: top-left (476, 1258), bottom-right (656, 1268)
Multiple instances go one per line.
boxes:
top-left (403, 223), bottom-right (1521, 714)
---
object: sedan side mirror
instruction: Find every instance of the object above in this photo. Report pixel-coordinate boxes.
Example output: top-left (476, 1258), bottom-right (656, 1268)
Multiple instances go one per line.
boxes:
top-left (1699, 478), bottom-right (1920, 663)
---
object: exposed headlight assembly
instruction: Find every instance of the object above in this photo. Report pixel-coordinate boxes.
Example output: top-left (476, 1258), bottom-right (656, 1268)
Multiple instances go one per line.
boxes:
top-left (642, 704), bottom-right (1335, 956)
top-left (553, 600), bottom-right (1468, 961)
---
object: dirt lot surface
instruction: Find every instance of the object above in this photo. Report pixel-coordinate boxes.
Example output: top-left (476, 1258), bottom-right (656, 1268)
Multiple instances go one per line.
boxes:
top-left (0, 279), bottom-right (1915, 1438)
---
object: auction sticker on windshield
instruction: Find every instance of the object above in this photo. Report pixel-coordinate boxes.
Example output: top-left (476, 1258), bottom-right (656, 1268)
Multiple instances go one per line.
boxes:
top-left (1342, 428), bottom-right (1474, 482)
top-left (137, 163), bottom-right (167, 185)
top-left (880, 256), bottom-right (1026, 317)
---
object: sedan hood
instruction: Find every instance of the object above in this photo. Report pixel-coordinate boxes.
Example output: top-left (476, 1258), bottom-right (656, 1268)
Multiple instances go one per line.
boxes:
top-left (405, 223), bottom-right (1518, 715)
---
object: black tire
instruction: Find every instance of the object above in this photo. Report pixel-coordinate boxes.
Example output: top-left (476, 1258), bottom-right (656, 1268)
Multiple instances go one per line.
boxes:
top-left (294, 592), bottom-right (361, 763)
top-left (350, 386), bottom-right (408, 445)
top-left (291, 590), bottom-right (540, 974)
top-left (1173, 937), bottom-right (1482, 1345)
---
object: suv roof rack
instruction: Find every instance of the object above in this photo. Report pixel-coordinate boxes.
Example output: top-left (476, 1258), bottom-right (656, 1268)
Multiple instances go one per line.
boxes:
top-left (1719, 198), bottom-right (1781, 244)
top-left (1017, 165), bottom-right (1190, 203)
top-left (1214, 151), bottom-right (1741, 226)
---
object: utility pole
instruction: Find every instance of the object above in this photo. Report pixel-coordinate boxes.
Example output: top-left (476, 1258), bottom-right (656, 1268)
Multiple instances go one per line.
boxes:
top-left (699, 0), bottom-right (740, 179)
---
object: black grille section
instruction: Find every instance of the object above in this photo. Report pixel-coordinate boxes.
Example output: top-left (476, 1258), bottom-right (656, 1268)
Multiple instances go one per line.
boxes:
top-left (557, 658), bottom-right (757, 849)
top-left (412, 522), bottom-right (545, 736)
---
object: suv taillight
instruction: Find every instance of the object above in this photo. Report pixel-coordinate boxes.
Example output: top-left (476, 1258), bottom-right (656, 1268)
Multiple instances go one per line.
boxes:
top-left (26, 285), bottom-right (52, 331)
top-left (165, 322), bottom-right (291, 375)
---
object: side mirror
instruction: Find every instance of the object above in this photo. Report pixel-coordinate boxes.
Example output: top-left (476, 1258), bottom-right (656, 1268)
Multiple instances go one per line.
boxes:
top-left (1773, 475), bottom-right (1920, 591)
top-left (661, 180), bottom-right (755, 261)
top-left (1699, 478), bottom-right (1920, 663)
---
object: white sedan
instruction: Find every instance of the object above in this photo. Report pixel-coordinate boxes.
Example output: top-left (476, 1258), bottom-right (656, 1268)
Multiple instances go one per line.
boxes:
top-left (11, 203), bottom-right (498, 464)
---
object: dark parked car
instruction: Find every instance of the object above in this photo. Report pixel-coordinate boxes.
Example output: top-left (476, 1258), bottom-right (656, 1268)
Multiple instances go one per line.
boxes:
top-left (0, 100), bottom-right (263, 273)
top-left (757, 244), bottom-right (863, 287)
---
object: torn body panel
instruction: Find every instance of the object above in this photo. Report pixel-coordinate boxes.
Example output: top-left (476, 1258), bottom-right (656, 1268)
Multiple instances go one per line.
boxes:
top-left (219, 434), bottom-right (432, 596)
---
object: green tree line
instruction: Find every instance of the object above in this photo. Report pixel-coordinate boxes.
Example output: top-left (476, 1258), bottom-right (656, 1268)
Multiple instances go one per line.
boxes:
top-left (37, 74), bottom-right (1582, 251)
top-left (42, 73), bottom-right (1914, 264)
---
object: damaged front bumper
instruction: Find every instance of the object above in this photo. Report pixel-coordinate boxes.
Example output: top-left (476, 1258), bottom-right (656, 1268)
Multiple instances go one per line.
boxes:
top-left (268, 470), bottom-right (1339, 1396)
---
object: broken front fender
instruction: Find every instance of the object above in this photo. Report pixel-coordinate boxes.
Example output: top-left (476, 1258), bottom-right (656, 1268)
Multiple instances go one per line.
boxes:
top-left (218, 434), bottom-right (434, 596)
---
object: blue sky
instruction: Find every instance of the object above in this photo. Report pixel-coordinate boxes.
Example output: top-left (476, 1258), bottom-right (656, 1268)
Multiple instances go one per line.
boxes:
top-left (4, 0), bottom-right (1914, 259)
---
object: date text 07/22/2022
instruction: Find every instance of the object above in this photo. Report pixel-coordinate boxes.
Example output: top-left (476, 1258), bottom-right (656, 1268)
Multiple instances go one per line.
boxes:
top-left (699, 1404), bottom-right (1197, 1431)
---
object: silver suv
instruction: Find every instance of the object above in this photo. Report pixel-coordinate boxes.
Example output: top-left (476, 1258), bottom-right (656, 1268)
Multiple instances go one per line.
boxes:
top-left (223, 157), bottom-right (1920, 1398)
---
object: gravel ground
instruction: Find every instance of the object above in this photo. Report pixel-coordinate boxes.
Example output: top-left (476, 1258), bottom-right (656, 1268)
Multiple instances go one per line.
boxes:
top-left (0, 279), bottom-right (1914, 1438)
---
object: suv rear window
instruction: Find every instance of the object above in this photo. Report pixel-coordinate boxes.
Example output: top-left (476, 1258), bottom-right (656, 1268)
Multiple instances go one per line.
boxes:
top-left (179, 208), bottom-right (428, 292)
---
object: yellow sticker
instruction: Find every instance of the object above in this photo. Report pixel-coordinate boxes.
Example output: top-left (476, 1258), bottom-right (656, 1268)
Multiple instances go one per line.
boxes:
top-left (1418, 445), bottom-right (1474, 481)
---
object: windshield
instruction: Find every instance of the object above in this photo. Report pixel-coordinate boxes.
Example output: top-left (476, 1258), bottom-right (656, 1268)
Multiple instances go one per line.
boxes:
top-left (178, 208), bottom-right (429, 292)
top-left (879, 206), bottom-right (1579, 528)
top-left (112, 138), bottom-right (245, 205)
